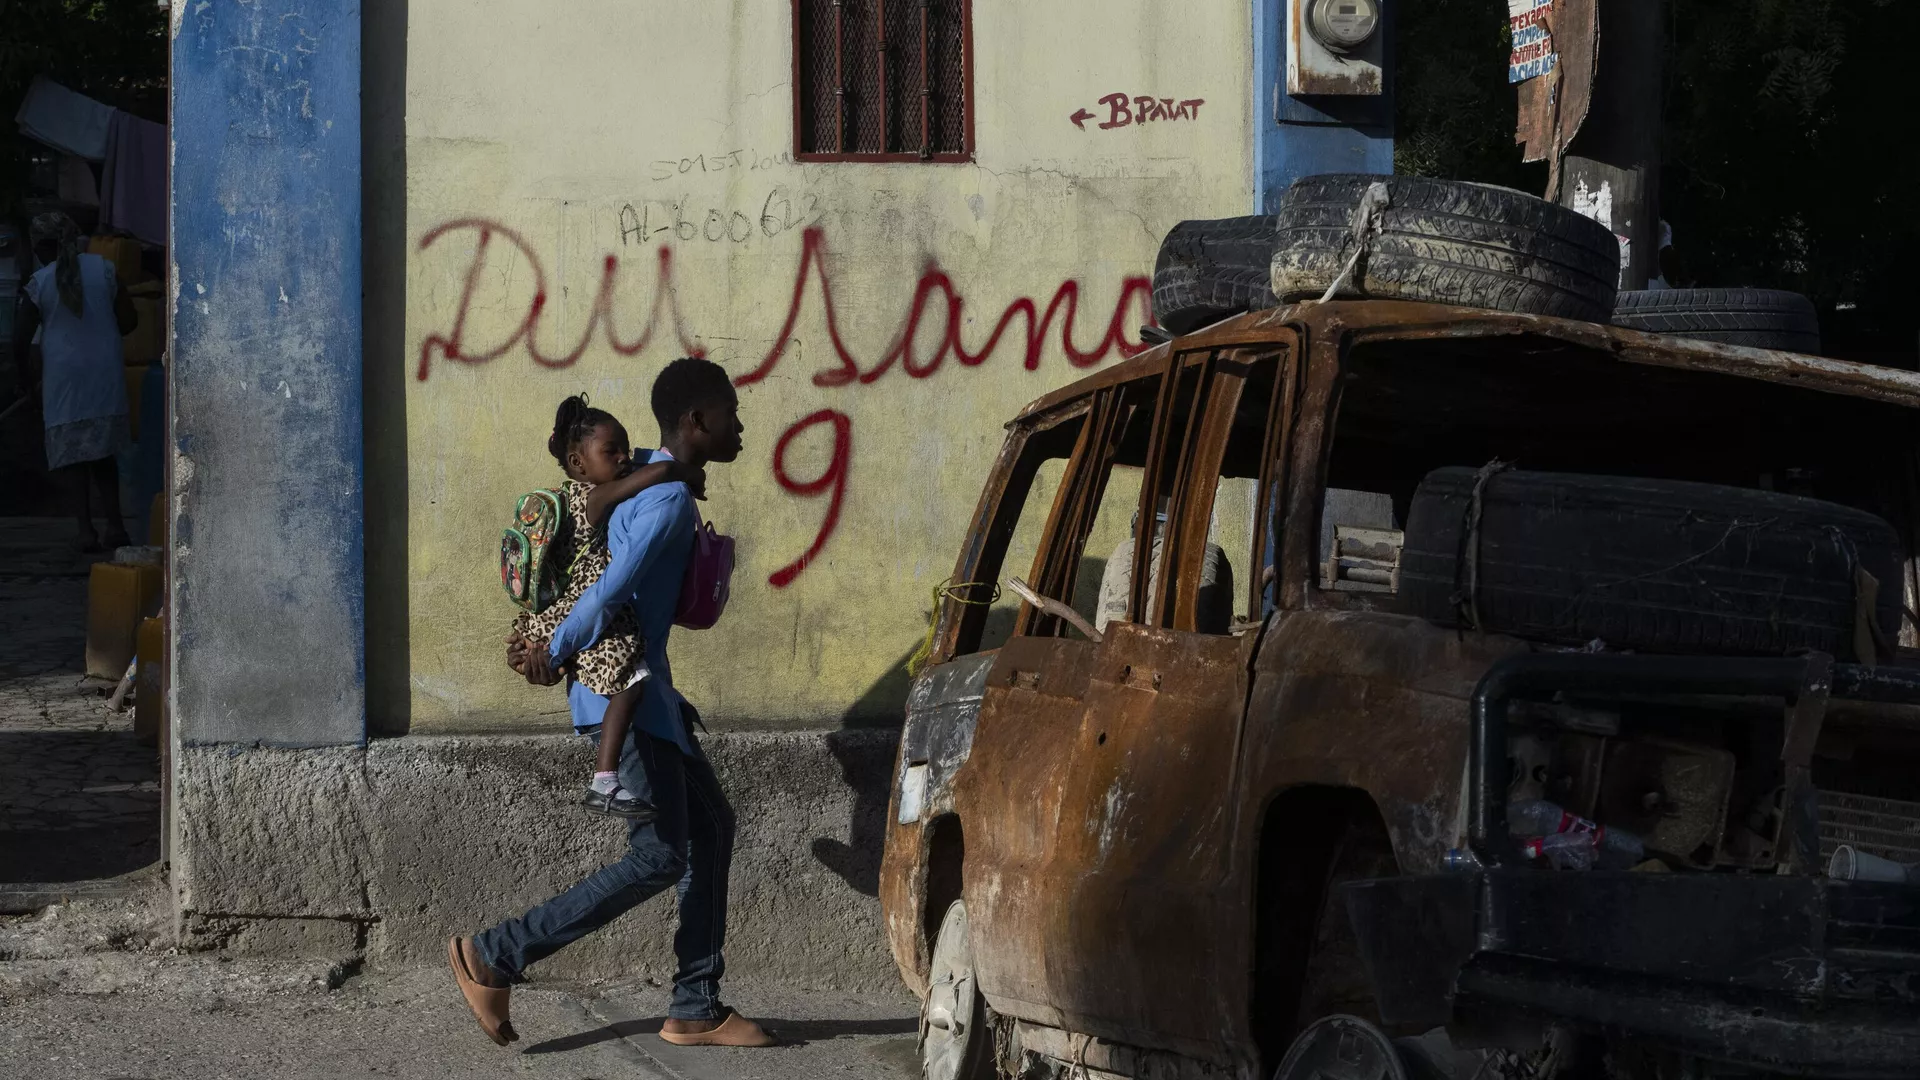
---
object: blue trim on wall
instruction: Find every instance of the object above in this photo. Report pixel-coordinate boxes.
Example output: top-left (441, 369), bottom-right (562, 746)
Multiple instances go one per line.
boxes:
top-left (1252, 0), bottom-right (1395, 214)
top-left (171, 0), bottom-right (366, 747)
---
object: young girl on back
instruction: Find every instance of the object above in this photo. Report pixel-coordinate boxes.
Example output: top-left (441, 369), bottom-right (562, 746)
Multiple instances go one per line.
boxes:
top-left (513, 394), bottom-right (702, 818)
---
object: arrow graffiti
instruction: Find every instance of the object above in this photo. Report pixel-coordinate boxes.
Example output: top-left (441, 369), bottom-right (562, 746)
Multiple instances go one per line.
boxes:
top-left (1068, 93), bottom-right (1206, 131)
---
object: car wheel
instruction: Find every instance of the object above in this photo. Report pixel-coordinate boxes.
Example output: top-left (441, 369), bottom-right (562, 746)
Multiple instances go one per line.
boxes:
top-left (921, 900), bottom-right (993, 1080)
top-left (1273, 1015), bottom-right (1410, 1080)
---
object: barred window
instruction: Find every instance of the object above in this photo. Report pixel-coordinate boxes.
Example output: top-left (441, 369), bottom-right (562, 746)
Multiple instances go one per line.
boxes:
top-left (794, 0), bottom-right (972, 161)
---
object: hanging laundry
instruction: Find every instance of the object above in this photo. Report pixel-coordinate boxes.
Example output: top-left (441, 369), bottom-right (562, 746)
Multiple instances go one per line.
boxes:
top-left (101, 111), bottom-right (167, 246)
top-left (14, 77), bottom-right (114, 161)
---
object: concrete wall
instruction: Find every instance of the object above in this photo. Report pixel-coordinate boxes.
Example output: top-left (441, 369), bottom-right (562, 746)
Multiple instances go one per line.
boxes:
top-left (173, 729), bottom-right (904, 990)
top-left (390, 1), bottom-right (1255, 731)
top-left (170, 0), bottom-right (365, 748)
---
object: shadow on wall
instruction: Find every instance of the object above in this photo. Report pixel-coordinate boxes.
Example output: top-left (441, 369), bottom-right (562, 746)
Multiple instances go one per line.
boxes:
top-left (362, 0), bottom-right (410, 736)
top-left (814, 635), bottom-right (928, 897)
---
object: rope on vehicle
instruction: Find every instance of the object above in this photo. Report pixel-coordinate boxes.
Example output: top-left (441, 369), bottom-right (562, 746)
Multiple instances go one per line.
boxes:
top-left (906, 578), bottom-right (1002, 678)
top-left (1310, 180), bottom-right (1393, 304)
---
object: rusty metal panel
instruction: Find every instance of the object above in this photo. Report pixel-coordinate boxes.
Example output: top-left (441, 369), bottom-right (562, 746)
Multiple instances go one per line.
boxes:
top-left (882, 649), bottom-right (999, 996)
top-left (1015, 1020), bottom-right (1239, 1080)
top-left (1166, 360), bottom-right (1247, 630)
top-left (880, 811), bottom-right (932, 995)
top-left (1235, 610), bottom-right (1532, 873)
top-left (1039, 623), bottom-right (1251, 1063)
top-left (1273, 324), bottom-right (1342, 614)
top-left (952, 635), bottom-right (1101, 1019)
top-left (1013, 303), bottom-right (1920, 434)
top-left (1249, 345), bottom-right (1302, 619)
top-left (1019, 341), bottom-right (1172, 419)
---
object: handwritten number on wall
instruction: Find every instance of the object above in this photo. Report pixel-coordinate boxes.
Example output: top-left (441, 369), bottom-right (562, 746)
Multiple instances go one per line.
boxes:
top-left (768, 409), bottom-right (853, 589)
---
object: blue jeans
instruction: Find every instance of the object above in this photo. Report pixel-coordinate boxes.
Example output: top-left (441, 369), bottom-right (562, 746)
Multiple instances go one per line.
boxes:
top-left (473, 716), bottom-right (736, 1020)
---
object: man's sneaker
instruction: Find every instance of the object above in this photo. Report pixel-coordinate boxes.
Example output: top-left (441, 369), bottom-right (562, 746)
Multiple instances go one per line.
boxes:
top-left (580, 785), bottom-right (659, 821)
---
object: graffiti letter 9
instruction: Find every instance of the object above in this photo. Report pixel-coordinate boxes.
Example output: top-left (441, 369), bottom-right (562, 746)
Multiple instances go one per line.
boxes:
top-left (768, 409), bottom-right (853, 589)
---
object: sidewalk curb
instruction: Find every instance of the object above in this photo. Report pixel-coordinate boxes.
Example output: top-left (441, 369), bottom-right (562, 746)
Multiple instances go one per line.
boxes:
top-left (0, 878), bottom-right (148, 915)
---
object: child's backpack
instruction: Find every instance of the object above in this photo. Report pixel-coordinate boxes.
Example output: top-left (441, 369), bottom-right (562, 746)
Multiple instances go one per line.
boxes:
top-left (674, 508), bottom-right (735, 630)
top-left (501, 489), bottom-right (569, 613)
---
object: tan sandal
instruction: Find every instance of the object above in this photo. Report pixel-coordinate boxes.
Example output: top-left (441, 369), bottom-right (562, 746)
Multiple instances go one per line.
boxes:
top-left (447, 936), bottom-right (518, 1046)
top-left (658, 1010), bottom-right (776, 1047)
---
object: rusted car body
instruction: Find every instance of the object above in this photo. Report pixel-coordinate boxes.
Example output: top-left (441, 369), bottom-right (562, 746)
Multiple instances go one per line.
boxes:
top-left (882, 299), bottom-right (1920, 1080)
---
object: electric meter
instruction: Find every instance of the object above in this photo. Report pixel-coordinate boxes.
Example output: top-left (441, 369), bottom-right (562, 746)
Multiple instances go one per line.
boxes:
top-left (1309, 0), bottom-right (1380, 53)
top-left (1286, 0), bottom-right (1386, 96)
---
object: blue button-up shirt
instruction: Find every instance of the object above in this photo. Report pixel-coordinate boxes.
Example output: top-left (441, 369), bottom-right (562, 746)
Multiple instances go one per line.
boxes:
top-left (549, 449), bottom-right (697, 756)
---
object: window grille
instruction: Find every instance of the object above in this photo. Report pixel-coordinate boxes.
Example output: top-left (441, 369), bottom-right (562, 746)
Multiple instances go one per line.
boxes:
top-left (795, 0), bottom-right (972, 160)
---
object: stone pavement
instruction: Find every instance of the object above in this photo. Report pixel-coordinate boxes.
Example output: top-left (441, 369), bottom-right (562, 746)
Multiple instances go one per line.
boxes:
top-left (0, 884), bottom-right (920, 1080)
top-left (0, 518), bottom-right (162, 892)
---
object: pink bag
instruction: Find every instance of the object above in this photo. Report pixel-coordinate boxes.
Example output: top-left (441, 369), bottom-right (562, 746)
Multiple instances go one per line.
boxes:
top-left (675, 510), bottom-right (735, 630)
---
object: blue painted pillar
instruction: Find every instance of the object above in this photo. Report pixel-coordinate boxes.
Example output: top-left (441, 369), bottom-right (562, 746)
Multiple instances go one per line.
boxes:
top-left (170, 1), bottom-right (365, 747)
top-left (1252, 0), bottom-right (1395, 213)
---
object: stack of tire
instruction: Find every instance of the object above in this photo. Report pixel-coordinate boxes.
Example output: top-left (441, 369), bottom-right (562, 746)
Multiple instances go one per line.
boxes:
top-left (1612, 287), bottom-right (1821, 353)
top-left (1151, 177), bottom-right (1874, 659)
top-left (1396, 467), bottom-right (1901, 661)
top-left (1149, 173), bottom-right (1821, 355)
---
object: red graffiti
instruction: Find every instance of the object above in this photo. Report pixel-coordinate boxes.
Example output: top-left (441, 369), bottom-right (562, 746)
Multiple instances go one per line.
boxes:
top-left (732, 227), bottom-right (1154, 389)
top-left (1096, 93), bottom-right (1206, 129)
top-left (417, 217), bottom-right (1155, 587)
top-left (767, 409), bottom-right (852, 589)
top-left (414, 218), bottom-right (703, 381)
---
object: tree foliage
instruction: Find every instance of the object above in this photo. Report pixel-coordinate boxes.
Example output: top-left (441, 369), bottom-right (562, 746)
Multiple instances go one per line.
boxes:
top-left (1396, 0), bottom-right (1917, 354)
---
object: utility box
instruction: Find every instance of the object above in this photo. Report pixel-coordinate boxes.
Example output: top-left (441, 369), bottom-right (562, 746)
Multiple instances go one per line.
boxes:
top-left (1287, 0), bottom-right (1386, 96)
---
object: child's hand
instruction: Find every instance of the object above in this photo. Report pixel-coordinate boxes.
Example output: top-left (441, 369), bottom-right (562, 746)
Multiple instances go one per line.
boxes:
top-left (506, 632), bottom-right (530, 675)
top-left (676, 461), bottom-right (708, 501)
top-left (522, 638), bottom-right (565, 686)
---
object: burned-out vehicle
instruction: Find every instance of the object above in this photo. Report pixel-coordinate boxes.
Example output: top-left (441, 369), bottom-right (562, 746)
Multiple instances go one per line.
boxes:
top-left (881, 270), bottom-right (1920, 1078)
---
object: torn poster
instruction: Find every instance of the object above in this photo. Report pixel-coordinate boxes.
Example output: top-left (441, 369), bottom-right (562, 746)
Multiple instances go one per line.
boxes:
top-left (1509, 0), bottom-right (1557, 83)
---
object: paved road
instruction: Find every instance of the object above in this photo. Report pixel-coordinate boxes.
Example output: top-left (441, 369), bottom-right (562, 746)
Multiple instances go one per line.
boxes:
top-left (1, 883), bottom-right (919, 1080)
top-left (1, 967), bottom-right (920, 1080)
top-left (0, 519), bottom-right (163, 893)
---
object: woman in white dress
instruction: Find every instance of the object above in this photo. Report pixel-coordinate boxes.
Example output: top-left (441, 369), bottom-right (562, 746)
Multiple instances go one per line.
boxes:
top-left (11, 213), bottom-right (137, 551)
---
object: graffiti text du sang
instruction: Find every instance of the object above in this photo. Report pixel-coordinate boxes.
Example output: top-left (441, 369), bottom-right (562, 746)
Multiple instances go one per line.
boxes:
top-left (416, 220), bottom-right (1153, 586)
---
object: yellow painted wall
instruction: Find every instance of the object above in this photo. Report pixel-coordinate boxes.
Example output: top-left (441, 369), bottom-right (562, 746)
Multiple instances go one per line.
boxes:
top-left (400, 2), bottom-right (1253, 729)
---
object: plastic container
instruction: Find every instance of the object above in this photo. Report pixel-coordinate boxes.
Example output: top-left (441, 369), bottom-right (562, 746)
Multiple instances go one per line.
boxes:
top-left (1509, 798), bottom-right (1644, 869)
top-left (1521, 831), bottom-right (1597, 870)
top-left (1829, 844), bottom-right (1916, 884)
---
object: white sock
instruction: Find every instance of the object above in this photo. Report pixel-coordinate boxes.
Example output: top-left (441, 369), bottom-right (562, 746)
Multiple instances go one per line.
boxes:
top-left (591, 771), bottom-right (619, 795)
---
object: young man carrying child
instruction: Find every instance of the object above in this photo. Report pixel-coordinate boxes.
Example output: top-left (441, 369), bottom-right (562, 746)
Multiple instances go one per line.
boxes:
top-left (449, 357), bottom-right (773, 1049)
